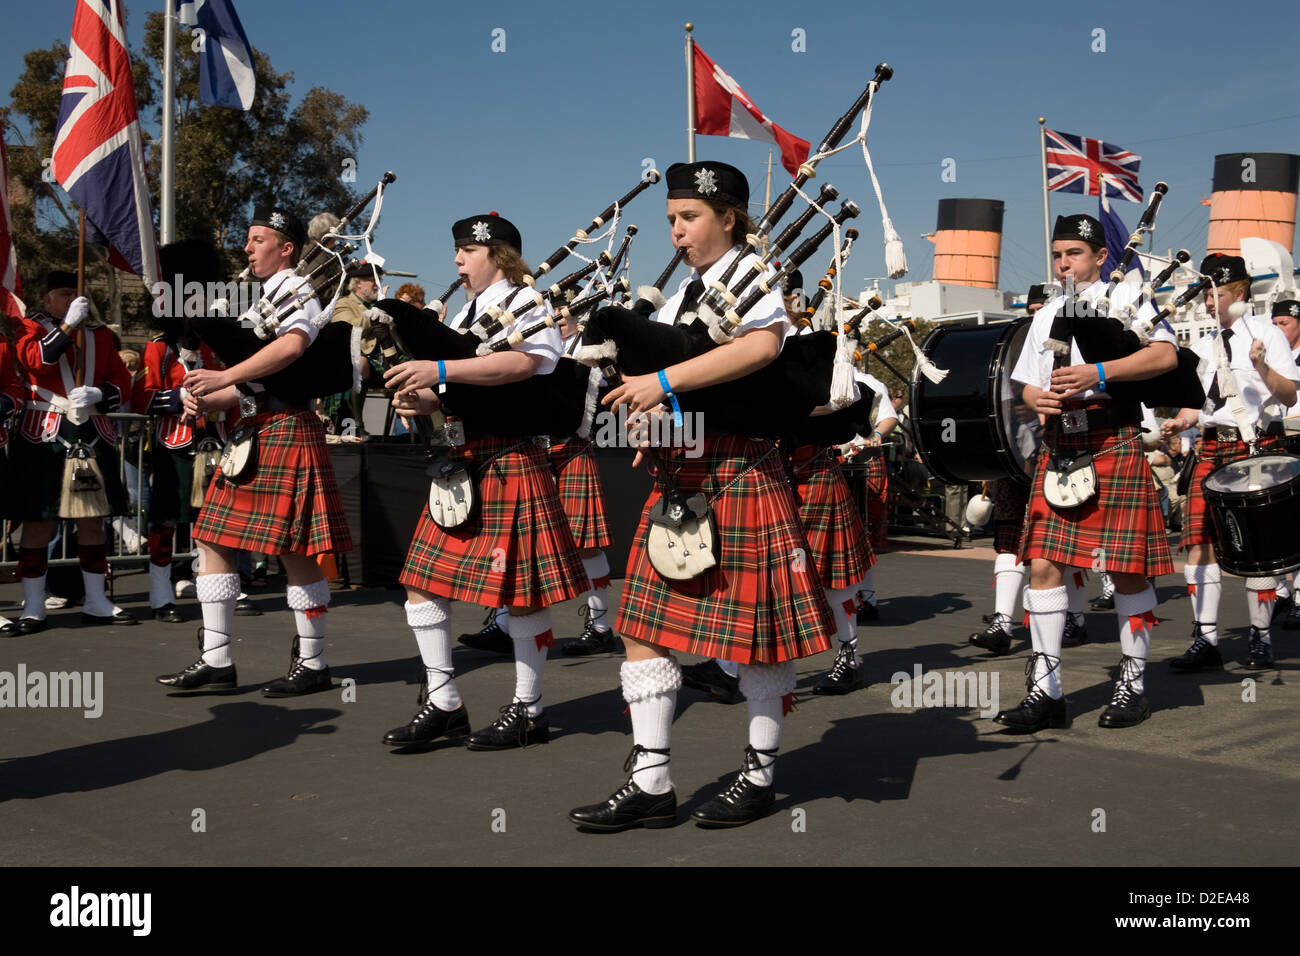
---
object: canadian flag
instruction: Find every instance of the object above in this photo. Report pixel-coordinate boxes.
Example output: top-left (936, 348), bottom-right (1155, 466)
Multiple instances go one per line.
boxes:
top-left (692, 43), bottom-right (810, 177)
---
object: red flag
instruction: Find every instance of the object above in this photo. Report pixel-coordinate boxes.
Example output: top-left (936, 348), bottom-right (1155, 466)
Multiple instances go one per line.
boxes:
top-left (0, 129), bottom-right (23, 320)
top-left (692, 43), bottom-right (810, 177)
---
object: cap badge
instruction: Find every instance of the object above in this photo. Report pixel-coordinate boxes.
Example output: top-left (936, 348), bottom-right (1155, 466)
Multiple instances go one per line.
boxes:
top-left (1076, 219), bottom-right (1093, 239)
top-left (1218, 268), bottom-right (1231, 283)
top-left (268, 211), bottom-right (287, 231)
top-left (1290, 304), bottom-right (1299, 317)
top-left (472, 221), bottom-right (492, 243)
top-left (694, 168), bottom-right (718, 196)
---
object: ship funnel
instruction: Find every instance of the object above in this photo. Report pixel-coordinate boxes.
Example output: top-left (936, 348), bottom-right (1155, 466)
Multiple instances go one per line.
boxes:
top-left (933, 198), bottom-right (1004, 289)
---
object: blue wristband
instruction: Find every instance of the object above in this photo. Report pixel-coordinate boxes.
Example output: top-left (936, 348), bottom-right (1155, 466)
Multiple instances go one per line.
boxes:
top-left (437, 360), bottom-right (447, 393)
top-left (658, 369), bottom-right (683, 428)
top-left (1095, 362), bottom-right (1106, 392)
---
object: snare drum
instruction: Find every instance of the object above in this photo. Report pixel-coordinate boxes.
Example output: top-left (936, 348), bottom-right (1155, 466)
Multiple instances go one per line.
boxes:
top-left (910, 319), bottom-right (1040, 485)
top-left (1202, 453), bottom-right (1300, 576)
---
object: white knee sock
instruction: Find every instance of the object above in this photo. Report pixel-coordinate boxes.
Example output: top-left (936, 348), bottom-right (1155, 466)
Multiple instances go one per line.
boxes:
top-left (1185, 564), bottom-right (1221, 644)
top-left (1277, 576), bottom-right (1291, 601)
top-left (508, 609), bottom-right (552, 716)
top-left (286, 579), bottom-right (330, 669)
top-left (827, 584), bottom-right (860, 662)
top-left (993, 553), bottom-right (1024, 622)
top-left (196, 573), bottom-right (239, 667)
top-left (621, 656), bottom-right (681, 795)
top-left (582, 553), bottom-right (612, 632)
top-left (406, 598), bottom-right (461, 710)
top-left (738, 662), bottom-right (796, 787)
top-left (1245, 578), bottom-right (1276, 644)
top-left (857, 568), bottom-right (877, 607)
top-left (21, 574), bottom-right (47, 622)
top-left (1065, 569), bottom-right (1086, 626)
top-left (148, 561), bottom-right (174, 609)
top-left (1023, 585), bottom-right (1066, 699)
top-left (1114, 586), bottom-right (1157, 694)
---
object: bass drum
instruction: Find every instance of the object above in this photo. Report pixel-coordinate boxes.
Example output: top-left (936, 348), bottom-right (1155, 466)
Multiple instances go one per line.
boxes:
top-left (1202, 453), bottom-right (1300, 576)
top-left (910, 318), bottom-right (1040, 486)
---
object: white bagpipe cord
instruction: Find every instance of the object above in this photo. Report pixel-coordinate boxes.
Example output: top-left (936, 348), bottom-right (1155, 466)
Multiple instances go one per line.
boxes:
top-left (795, 81), bottom-right (907, 280)
top-left (791, 180), bottom-right (855, 409)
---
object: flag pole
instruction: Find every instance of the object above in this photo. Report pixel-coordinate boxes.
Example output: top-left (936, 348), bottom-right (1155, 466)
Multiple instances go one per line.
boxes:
top-left (685, 22), bottom-right (696, 162)
top-left (160, 0), bottom-right (176, 245)
top-left (75, 210), bottom-right (86, 386)
top-left (1038, 117), bottom-right (1051, 284)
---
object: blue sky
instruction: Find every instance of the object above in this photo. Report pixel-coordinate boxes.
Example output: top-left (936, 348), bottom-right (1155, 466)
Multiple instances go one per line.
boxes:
top-left (4, 0), bottom-right (1299, 298)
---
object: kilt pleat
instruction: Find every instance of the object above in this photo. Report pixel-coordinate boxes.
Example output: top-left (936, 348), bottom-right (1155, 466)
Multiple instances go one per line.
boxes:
top-left (860, 453), bottom-right (889, 549)
top-left (193, 409), bottom-right (351, 556)
top-left (616, 437), bottom-right (835, 664)
top-left (400, 437), bottom-right (587, 608)
top-left (789, 445), bottom-right (874, 589)
top-left (548, 438), bottom-right (612, 550)
top-left (1180, 431), bottom-right (1285, 551)
top-left (1019, 423), bottom-right (1172, 577)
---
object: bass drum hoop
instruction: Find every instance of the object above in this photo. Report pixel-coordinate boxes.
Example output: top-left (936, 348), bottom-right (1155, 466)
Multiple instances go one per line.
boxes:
top-left (908, 318), bottom-right (1034, 487)
top-left (1202, 453), bottom-right (1300, 577)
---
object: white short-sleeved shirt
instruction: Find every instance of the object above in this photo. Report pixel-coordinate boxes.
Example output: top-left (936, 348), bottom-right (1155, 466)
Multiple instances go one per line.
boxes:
top-left (657, 246), bottom-right (789, 339)
top-left (447, 277), bottom-right (563, 375)
top-left (264, 269), bottom-right (323, 343)
top-left (853, 370), bottom-right (896, 428)
top-left (1190, 313), bottom-right (1300, 428)
top-left (1284, 345), bottom-right (1300, 430)
top-left (1010, 278), bottom-right (1174, 399)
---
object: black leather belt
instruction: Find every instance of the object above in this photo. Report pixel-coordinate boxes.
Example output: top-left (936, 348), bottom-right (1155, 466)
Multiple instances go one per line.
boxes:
top-left (1058, 402), bottom-right (1142, 435)
top-left (1204, 422), bottom-right (1284, 442)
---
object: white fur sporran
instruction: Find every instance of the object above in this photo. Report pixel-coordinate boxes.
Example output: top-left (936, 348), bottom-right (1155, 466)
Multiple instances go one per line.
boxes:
top-left (59, 442), bottom-right (110, 518)
top-left (1043, 455), bottom-right (1097, 510)
top-left (646, 493), bottom-right (718, 581)
top-left (427, 459), bottom-right (475, 529)
top-left (218, 423), bottom-right (257, 483)
top-left (191, 437), bottom-right (223, 508)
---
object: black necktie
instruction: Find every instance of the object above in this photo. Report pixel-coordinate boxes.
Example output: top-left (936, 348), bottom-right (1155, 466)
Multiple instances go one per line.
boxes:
top-left (1208, 327), bottom-right (1233, 410)
top-left (675, 278), bottom-right (705, 326)
top-left (461, 296), bottom-right (477, 330)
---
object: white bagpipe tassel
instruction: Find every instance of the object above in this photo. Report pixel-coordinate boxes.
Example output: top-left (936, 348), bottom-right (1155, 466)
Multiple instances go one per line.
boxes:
top-left (577, 366), bottom-right (602, 439)
top-left (349, 324), bottom-right (364, 394)
top-left (882, 218), bottom-right (908, 280)
top-left (900, 321), bottom-right (947, 383)
top-left (829, 335), bottom-right (858, 410)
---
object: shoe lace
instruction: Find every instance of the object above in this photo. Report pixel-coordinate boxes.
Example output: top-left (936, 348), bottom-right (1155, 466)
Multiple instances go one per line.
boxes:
top-left (1185, 627), bottom-right (1212, 656)
top-left (714, 745), bottom-right (777, 802)
top-left (491, 698), bottom-right (538, 746)
top-left (1248, 627), bottom-right (1267, 654)
top-left (622, 743), bottom-right (671, 776)
top-left (1022, 651), bottom-right (1061, 701)
top-left (827, 642), bottom-right (858, 681)
top-left (1110, 654), bottom-right (1144, 706)
top-left (1063, 615), bottom-right (1082, 639)
top-left (578, 604), bottom-right (609, 641)
top-left (416, 665), bottom-right (456, 709)
top-left (192, 625), bottom-right (229, 669)
top-left (983, 614), bottom-right (1011, 637)
top-left (477, 607), bottom-right (503, 634)
top-left (285, 635), bottom-right (323, 680)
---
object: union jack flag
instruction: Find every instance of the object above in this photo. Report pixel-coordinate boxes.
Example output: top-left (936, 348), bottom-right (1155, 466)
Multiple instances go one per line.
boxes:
top-left (51, 0), bottom-right (159, 288)
top-left (1045, 128), bottom-right (1143, 203)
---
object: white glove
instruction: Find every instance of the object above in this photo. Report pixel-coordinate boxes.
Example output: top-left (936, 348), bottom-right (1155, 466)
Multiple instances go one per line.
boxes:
top-left (65, 296), bottom-right (90, 329)
top-left (364, 306), bottom-right (392, 327)
top-left (68, 386), bottom-right (103, 410)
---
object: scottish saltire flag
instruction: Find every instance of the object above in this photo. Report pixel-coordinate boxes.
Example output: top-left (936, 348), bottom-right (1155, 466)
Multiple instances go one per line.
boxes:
top-left (51, 0), bottom-right (159, 288)
top-left (1099, 191), bottom-right (1144, 279)
top-left (1045, 128), bottom-right (1143, 202)
top-left (176, 0), bottom-right (255, 111)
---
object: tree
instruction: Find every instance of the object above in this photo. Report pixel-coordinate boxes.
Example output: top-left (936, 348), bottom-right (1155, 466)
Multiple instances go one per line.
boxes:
top-left (3, 9), bottom-right (367, 334)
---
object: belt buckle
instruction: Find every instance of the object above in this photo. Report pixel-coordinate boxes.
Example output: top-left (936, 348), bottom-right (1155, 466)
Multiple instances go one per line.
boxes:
top-left (238, 393), bottom-right (258, 419)
top-left (443, 418), bottom-right (466, 447)
top-left (1061, 409), bottom-right (1088, 435)
top-left (1218, 425), bottom-right (1239, 443)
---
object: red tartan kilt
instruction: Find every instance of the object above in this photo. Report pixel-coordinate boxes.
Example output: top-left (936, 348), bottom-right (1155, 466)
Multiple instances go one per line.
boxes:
top-left (1020, 423), bottom-right (1173, 577)
top-left (548, 438), bottom-right (612, 550)
top-left (1180, 432), bottom-right (1285, 551)
top-left (991, 477), bottom-right (1030, 555)
top-left (193, 409), bottom-right (351, 556)
top-left (617, 437), bottom-right (835, 664)
top-left (789, 445), bottom-right (874, 589)
top-left (860, 453), bottom-right (889, 549)
top-left (400, 437), bottom-right (587, 609)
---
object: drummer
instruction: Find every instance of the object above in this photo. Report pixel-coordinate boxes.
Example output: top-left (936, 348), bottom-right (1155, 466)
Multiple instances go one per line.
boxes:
top-left (1164, 256), bottom-right (1299, 671)
top-left (1270, 297), bottom-right (1300, 630)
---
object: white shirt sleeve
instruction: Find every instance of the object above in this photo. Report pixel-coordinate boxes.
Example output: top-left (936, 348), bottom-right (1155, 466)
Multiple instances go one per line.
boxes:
top-left (265, 271), bottom-right (322, 344)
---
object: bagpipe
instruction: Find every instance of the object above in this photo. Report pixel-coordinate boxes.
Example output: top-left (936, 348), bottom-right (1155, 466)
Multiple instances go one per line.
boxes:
top-left (190, 174), bottom-right (396, 408)
top-left (1046, 183), bottom-right (1204, 409)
